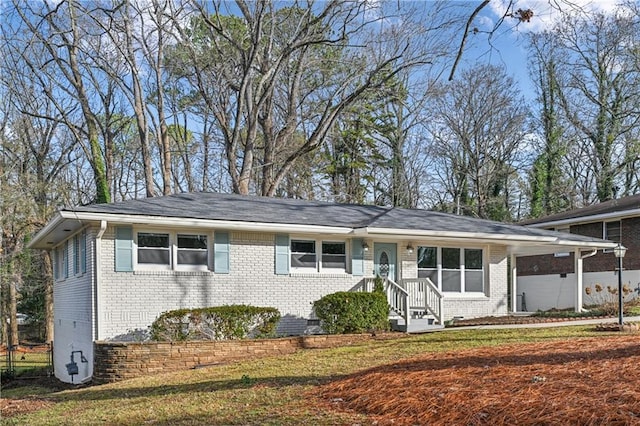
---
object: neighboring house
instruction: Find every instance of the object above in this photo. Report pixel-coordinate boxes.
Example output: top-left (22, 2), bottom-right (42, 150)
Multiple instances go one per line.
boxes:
top-left (28, 192), bottom-right (614, 383)
top-left (516, 194), bottom-right (640, 312)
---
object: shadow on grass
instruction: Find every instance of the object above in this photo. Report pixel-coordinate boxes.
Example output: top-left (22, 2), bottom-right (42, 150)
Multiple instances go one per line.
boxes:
top-left (49, 372), bottom-right (346, 403)
top-left (51, 334), bottom-right (638, 405)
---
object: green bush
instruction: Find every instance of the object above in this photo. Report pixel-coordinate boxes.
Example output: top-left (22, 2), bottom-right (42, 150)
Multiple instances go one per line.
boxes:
top-left (313, 291), bottom-right (389, 334)
top-left (150, 305), bottom-right (280, 341)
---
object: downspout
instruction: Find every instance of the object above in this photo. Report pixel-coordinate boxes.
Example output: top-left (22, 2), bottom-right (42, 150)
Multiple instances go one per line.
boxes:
top-left (575, 249), bottom-right (598, 313)
top-left (93, 221), bottom-right (107, 340)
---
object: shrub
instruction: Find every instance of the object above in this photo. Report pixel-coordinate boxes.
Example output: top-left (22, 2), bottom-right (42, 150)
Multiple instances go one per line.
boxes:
top-left (150, 305), bottom-right (280, 341)
top-left (373, 275), bottom-right (385, 293)
top-left (585, 283), bottom-right (635, 316)
top-left (313, 291), bottom-right (389, 334)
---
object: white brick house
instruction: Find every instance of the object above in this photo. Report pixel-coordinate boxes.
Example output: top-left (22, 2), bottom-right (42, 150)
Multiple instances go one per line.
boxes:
top-left (29, 192), bottom-right (615, 384)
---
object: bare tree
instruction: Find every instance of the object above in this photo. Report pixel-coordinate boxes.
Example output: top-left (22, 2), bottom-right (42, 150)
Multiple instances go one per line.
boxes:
top-left (426, 64), bottom-right (530, 220)
top-left (168, 0), bottom-right (450, 196)
top-left (527, 31), bottom-right (573, 216)
top-left (552, 10), bottom-right (640, 201)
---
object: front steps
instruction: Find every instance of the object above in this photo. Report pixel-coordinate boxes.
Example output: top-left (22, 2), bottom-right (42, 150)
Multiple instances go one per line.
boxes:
top-left (390, 317), bottom-right (444, 333)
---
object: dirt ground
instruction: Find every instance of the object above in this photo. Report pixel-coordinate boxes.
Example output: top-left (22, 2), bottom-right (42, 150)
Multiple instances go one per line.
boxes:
top-left (316, 335), bottom-right (640, 425)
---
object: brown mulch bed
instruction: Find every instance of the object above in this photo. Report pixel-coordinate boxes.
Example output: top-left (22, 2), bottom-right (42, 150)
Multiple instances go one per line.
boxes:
top-left (315, 335), bottom-right (640, 425)
top-left (449, 314), bottom-right (609, 327)
top-left (1, 376), bottom-right (80, 418)
top-left (0, 397), bottom-right (54, 418)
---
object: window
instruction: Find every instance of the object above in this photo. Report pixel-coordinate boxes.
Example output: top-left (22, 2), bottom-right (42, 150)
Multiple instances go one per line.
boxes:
top-left (441, 248), bottom-right (461, 292)
top-left (291, 240), bottom-right (316, 270)
top-left (322, 242), bottom-right (346, 271)
top-left (56, 244), bottom-right (68, 280)
top-left (417, 246), bottom-right (485, 294)
top-left (604, 221), bottom-right (621, 242)
top-left (603, 221), bottom-right (621, 252)
top-left (124, 230), bottom-right (216, 271)
top-left (464, 249), bottom-right (483, 292)
top-left (417, 246), bottom-right (437, 283)
top-left (177, 234), bottom-right (208, 266)
top-left (289, 239), bottom-right (347, 272)
top-left (137, 233), bottom-right (170, 265)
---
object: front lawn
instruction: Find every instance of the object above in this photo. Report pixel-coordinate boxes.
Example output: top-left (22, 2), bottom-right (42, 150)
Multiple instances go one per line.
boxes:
top-left (1, 326), bottom-right (636, 425)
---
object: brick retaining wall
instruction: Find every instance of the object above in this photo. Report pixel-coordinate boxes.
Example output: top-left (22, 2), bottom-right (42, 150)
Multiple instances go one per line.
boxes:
top-left (94, 333), bottom-right (401, 383)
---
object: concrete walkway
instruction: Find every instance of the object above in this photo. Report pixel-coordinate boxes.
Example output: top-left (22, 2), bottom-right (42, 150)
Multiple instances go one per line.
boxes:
top-left (443, 315), bottom-right (640, 331)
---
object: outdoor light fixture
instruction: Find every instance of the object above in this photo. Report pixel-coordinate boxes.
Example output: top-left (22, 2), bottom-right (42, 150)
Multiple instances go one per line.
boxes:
top-left (406, 244), bottom-right (414, 254)
top-left (362, 242), bottom-right (369, 252)
top-left (613, 243), bottom-right (627, 326)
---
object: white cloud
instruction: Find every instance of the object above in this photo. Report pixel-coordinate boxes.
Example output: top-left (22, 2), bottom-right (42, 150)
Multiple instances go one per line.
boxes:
top-left (487, 0), bottom-right (624, 33)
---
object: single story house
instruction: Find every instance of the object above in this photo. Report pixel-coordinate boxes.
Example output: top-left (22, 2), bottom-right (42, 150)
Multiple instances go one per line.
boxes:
top-left (28, 192), bottom-right (615, 383)
top-left (516, 194), bottom-right (640, 312)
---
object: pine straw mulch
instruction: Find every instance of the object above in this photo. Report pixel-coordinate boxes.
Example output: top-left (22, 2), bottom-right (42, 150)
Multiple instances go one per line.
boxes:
top-left (0, 397), bottom-right (55, 418)
top-left (314, 335), bottom-right (640, 425)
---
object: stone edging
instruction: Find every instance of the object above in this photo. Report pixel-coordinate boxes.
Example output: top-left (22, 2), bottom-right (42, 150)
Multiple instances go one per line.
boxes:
top-left (93, 332), bottom-right (408, 383)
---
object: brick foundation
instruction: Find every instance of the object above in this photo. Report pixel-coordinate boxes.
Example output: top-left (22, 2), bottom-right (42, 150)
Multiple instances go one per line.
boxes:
top-left (93, 333), bottom-right (404, 383)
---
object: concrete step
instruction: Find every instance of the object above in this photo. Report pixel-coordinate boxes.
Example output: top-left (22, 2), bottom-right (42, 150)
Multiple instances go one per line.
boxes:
top-left (390, 317), bottom-right (444, 333)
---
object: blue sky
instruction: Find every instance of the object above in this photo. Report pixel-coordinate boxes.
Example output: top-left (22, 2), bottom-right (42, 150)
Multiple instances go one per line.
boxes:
top-left (451, 0), bottom-right (624, 102)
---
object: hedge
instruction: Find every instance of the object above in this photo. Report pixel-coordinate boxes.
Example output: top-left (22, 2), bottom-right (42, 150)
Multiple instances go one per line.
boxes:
top-left (313, 291), bottom-right (389, 334)
top-left (149, 305), bottom-right (281, 341)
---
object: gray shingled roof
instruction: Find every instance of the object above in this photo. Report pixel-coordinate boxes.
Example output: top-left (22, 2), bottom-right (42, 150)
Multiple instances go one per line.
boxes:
top-left (67, 192), bottom-right (606, 244)
top-left (521, 194), bottom-right (640, 226)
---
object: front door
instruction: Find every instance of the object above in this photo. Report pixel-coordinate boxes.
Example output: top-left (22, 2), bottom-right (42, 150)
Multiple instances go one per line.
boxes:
top-left (374, 243), bottom-right (397, 282)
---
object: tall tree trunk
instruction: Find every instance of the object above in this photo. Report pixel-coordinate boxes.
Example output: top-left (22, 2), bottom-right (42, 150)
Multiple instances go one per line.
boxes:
top-left (122, 2), bottom-right (155, 198)
top-left (66, 1), bottom-right (110, 204)
top-left (41, 251), bottom-right (54, 343)
top-left (154, 5), bottom-right (171, 196)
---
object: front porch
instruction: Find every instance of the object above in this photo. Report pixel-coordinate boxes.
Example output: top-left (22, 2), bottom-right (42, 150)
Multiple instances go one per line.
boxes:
top-left (353, 277), bottom-right (445, 332)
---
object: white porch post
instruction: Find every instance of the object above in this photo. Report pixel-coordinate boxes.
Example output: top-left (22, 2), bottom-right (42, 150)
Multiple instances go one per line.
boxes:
top-left (510, 253), bottom-right (518, 313)
top-left (574, 248), bottom-right (583, 313)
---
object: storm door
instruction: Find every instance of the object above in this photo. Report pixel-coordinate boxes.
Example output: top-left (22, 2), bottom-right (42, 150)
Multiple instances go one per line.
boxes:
top-left (374, 243), bottom-right (397, 282)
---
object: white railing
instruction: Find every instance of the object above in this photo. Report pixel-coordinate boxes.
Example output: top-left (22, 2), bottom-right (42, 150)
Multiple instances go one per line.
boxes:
top-left (358, 277), bottom-right (410, 327)
top-left (355, 277), bottom-right (444, 327)
top-left (402, 278), bottom-right (444, 325)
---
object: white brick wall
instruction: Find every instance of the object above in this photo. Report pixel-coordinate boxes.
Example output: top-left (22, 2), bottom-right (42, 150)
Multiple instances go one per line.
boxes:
top-left (98, 228), bottom-right (364, 337)
top-left (92, 227), bottom-right (511, 338)
top-left (441, 245), bottom-right (509, 320)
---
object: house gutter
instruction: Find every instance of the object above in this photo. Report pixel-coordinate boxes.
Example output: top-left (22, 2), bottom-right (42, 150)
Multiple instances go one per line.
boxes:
top-left (525, 208), bottom-right (640, 229)
top-left (353, 227), bottom-right (558, 243)
top-left (93, 220), bottom-right (107, 341)
top-left (580, 249), bottom-right (598, 259)
top-left (56, 211), bottom-right (353, 235)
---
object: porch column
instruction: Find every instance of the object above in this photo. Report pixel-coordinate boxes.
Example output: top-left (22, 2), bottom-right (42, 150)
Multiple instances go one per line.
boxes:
top-left (510, 253), bottom-right (517, 313)
top-left (574, 248), bottom-right (583, 313)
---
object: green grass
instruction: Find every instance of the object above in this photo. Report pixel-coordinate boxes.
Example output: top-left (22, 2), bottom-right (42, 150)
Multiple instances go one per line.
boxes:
top-left (0, 326), bottom-right (622, 425)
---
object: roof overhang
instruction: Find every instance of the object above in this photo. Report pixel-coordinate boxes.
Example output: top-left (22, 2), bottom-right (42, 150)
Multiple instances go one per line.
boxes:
top-left (354, 226), bottom-right (617, 257)
top-left (507, 239), bottom-right (617, 257)
top-left (29, 211), bottom-right (619, 256)
top-left (526, 208), bottom-right (640, 229)
top-left (28, 211), bottom-right (355, 249)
